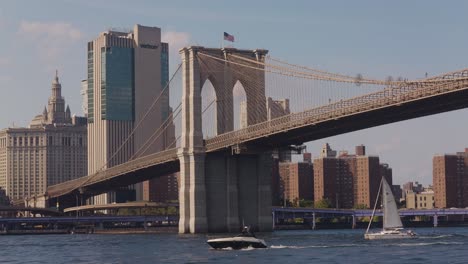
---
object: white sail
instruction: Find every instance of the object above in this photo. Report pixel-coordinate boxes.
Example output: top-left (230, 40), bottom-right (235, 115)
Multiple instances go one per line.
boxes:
top-left (382, 178), bottom-right (402, 229)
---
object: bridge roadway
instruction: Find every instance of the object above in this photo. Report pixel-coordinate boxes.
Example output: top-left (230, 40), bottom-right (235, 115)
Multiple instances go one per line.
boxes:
top-left (46, 69), bottom-right (468, 200)
top-left (0, 205), bottom-right (62, 216)
top-left (0, 215), bottom-right (178, 224)
top-left (1, 207), bottom-right (466, 226)
top-left (63, 201), bottom-right (178, 213)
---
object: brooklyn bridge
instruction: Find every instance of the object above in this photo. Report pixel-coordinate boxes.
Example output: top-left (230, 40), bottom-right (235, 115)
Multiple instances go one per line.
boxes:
top-left (30, 46), bottom-right (468, 234)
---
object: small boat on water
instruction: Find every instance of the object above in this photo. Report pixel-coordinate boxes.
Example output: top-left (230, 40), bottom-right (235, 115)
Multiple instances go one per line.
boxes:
top-left (207, 226), bottom-right (267, 249)
top-left (365, 177), bottom-right (417, 240)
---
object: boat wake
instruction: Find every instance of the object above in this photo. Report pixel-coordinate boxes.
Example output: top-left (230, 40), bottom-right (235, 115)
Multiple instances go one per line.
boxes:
top-left (416, 234), bottom-right (454, 239)
top-left (213, 246), bottom-right (259, 251)
top-left (270, 244), bottom-right (358, 249)
top-left (396, 241), bottom-right (464, 247)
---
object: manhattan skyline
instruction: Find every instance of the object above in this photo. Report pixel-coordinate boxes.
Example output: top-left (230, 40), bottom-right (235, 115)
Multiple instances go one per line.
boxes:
top-left (2, 0), bottom-right (468, 185)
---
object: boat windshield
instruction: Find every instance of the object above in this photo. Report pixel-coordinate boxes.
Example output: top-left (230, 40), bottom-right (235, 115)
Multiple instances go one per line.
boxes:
top-left (236, 226), bottom-right (256, 238)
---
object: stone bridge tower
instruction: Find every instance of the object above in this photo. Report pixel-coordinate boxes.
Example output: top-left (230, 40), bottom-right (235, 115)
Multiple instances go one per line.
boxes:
top-left (178, 46), bottom-right (272, 233)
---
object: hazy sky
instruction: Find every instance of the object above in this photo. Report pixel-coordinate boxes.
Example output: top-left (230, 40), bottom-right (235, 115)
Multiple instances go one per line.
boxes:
top-left (1, 0), bottom-right (468, 185)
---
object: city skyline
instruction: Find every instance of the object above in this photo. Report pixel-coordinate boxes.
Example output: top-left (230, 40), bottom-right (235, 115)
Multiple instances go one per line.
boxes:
top-left (2, 1), bottom-right (468, 185)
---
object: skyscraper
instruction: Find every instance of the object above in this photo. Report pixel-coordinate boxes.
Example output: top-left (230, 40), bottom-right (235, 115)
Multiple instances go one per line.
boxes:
top-left (0, 73), bottom-right (87, 201)
top-left (86, 25), bottom-right (171, 204)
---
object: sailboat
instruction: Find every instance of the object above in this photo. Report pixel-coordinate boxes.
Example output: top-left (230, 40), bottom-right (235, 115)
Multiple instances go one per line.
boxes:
top-left (364, 177), bottom-right (416, 240)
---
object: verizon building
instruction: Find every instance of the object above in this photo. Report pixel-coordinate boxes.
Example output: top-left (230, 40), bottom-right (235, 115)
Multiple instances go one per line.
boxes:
top-left (86, 25), bottom-right (174, 204)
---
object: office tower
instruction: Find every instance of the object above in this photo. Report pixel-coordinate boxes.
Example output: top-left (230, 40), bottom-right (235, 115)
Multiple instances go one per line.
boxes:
top-left (86, 25), bottom-right (171, 204)
top-left (80, 80), bottom-right (88, 117)
top-left (0, 73), bottom-right (87, 201)
top-left (433, 149), bottom-right (468, 208)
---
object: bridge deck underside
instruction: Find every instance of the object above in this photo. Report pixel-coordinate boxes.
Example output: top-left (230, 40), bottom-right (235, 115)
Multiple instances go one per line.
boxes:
top-left (47, 158), bottom-right (179, 198)
top-left (82, 160), bottom-right (180, 195)
top-left (239, 88), bottom-right (468, 148)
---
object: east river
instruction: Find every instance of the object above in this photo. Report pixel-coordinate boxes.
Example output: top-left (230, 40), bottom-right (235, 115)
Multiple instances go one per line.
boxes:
top-left (1, 227), bottom-right (467, 263)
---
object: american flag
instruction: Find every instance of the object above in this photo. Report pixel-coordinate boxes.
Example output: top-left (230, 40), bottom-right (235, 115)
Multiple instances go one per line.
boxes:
top-left (224, 32), bottom-right (235, 42)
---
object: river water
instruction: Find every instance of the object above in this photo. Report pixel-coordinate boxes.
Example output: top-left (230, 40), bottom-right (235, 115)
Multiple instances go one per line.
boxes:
top-left (1, 227), bottom-right (467, 263)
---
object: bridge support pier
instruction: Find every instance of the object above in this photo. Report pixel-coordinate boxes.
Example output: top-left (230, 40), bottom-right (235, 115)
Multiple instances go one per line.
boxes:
top-left (203, 152), bottom-right (273, 233)
top-left (433, 214), bottom-right (438, 227)
top-left (178, 151), bottom-right (208, 234)
top-left (178, 46), bottom-right (271, 233)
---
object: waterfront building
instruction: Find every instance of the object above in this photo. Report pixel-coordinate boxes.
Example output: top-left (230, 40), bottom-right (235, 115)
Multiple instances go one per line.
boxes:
top-left (264, 97), bottom-right (293, 205)
top-left (392, 185), bottom-right (403, 202)
top-left (381, 163), bottom-right (393, 186)
top-left (355, 145), bottom-right (366, 156)
top-left (0, 73), bottom-right (87, 201)
top-left (402, 181), bottom-right (423, 201)
top-left (433, 149), bottom-right (468, 208)
top-left (146, 172), bottom-right (179, 202)
top-left (0, 187), bottom-right (10, 205)
top-left (314, 144), bottom-right (389, 209)
top-left (354, 155), bottom-right (381, 208)
top-left (86, 25), bottom-right (171, 204)
top-left (406, 190), bottom-right (435, 209)
top-left (266, 97), bottom-right (290, 120)
top-left (278, 153), bottom-right (314, 205)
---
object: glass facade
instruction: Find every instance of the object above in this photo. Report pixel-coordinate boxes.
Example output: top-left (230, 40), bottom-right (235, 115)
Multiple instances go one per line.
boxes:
top-left (161, 42), bottom-right (169, 119)
top-left (101, 46), bottom-right (135, 121)
top-left (87, 42), bottom-right (94, 123)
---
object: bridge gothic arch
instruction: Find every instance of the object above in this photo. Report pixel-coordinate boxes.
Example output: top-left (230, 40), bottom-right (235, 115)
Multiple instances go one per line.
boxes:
top-left (178, 47), bottom-right (270, 233)
top-left (200, 78), bottom-right (218, 138)
top-left (232, 80), bottom-right (247, 131)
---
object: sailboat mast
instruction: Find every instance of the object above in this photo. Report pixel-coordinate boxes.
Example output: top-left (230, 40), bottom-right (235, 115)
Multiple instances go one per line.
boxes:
top-left (366, 177), bottom-right (383, 234)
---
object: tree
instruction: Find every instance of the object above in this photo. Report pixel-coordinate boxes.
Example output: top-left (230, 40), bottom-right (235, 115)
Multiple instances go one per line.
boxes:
top-left (167, 206), bottom-right (178, 215)
top-left (353, 204), bottom-right (368, 209)
top-left (314, 199), bottom-right (332, 209)
top-left (299, 199), bottom-right (314, 208)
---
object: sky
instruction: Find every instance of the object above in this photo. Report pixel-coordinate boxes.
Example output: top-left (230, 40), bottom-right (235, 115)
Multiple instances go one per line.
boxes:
top-left (1, 0), bottom-right (468, 185)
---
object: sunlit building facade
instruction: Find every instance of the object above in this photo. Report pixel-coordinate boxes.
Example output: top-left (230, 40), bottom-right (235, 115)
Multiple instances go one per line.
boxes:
top-left (0, 73), bottom-right (87, 201)
top-left (87, 25), bottom-right (172, 204)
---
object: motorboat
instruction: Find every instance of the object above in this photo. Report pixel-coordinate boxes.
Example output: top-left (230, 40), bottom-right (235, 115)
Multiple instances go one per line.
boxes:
top-left (207, 226), bottom-right (267, 249)
top-left (364, 177), bottom-right (417, 240)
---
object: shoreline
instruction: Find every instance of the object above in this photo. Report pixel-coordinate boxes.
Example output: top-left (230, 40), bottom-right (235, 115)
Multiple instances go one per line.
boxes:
top-left (3, 223), bottom-right (468, 235)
